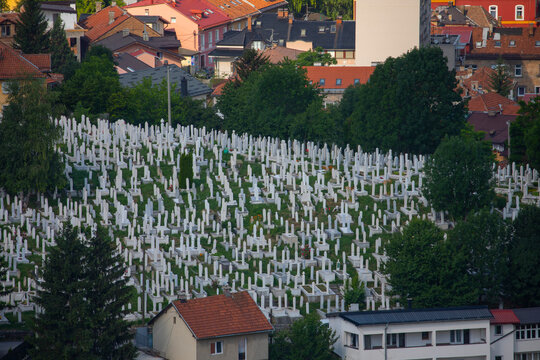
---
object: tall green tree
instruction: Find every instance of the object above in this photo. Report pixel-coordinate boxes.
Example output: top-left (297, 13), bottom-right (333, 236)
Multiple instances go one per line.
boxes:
top-left (232, 48), bottom-right (270, 82)
top-left (0, 79), bottom-right (65, 199)
top-left (342, 46), bottom-right (466, 154)
top-left (295, 46), bottom-right (337, 66)
top-left (449, 210), bottom-right (509, 306)
top-left (488, 57), bottom-right (513, 97)
top-left (505, 206), bottom-right (540, 308)
top-left (31, 223), bottom-right (93, 359)
top-left (270, 313), bottom-right (337, 360)
top-left (383, 219), bottom-right (477, 308)
top-left (85, 227), bottom-right (135, 359)
top-left (0, 0), bottom-right (8, 12)
top-left (423, 136), bottom-right (494, 220)
top-left (13, 0), bottom-right (50, 53)
top-left (61, 52), bottom-right (121, 115)
top-left (509, 98), bottom-right (540, 170)
top-left (49, 17), bottom-right (79, 80)
top-left (179, 152), bottom-right (194, 189)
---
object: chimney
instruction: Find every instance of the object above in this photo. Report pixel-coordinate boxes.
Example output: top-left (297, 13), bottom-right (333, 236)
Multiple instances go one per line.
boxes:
top-left (181, 77), bottom-right (188, 97)
top-left (288, 13), bottom-right (293, 24)
top-left (109, 11), bottom-right (115, 24)
top-left (111, 0), bottom-right (116, 6)
top-left (143, 31), bottom-right (149, 41)
top-left (247, 15), bottom-right (252, 31)
top-left (95, 1), bottom-right (102, 12)
top-left (353, 0), bottom-right (356, 20)
top-left (336, 15), bottom-right (342, 25)
top-left (448, 14), bottom-right (452, 21)
top-left (122, 28), bottom-right (129, 37)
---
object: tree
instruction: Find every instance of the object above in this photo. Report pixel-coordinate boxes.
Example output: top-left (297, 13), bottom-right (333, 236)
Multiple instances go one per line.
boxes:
top-left (49, 17), bottom-right (79, 80)
top-left (343, 272), bottom-right (365, 310)
top-left (232, 48), bottom-right (269, 82)
top-left (449, 210), bottom-right (509, 306)
top-left (179, 152), bottom-right (194, 189)
top-left (85, 227), bottom-right (136, 359)
top-left (383, 219), bottom-right (477, 308)
top-left (505, 206), bottom-right (540, 307)
top-left (488, 57), bottom-right (513, 97)
top-left (295, 47), bottom-right (337, 67)
top-left (342, 46), bottom-right (466, 154)
top-left (13, 0), bottom-right (50, 53)
top-left (509, 98), bottom-right (540, 170)
top-left (31, 223), bottom-right (93, 359)
top-left (61, 52), bottom-right (121, 116)
top-left (270, 313), bottom-right (337, 360)
top-left (423, 136), bottom-right (494, 220)
top-left (0, 78), bottom-right (65, 198)
top-left (0, 0), bottom-right (8, 12)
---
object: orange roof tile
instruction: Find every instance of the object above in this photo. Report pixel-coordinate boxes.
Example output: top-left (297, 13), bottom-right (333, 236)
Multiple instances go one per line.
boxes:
top-left (205, 0), bottom-right (258, 20)
top-left (490, 309), bottom-right (520, 324)
top-left (0, 42), bottom-right (45, 79)
top-left (468, 92), bottom-right (518, 114)
top-left (22, 54), bottom-right (51, 72)
top-left (243, 0), bottom-right (286, 12)
top-left (169, 292), bottom-right (273, 339)
top-left (469, 27), bottom-right (540, 59)
top-left (82, 5), bottom-right (131, 42)
top-left (305, 66), bottom-right (375, 89)
top-left (460, 66), bottom-right (495, 97)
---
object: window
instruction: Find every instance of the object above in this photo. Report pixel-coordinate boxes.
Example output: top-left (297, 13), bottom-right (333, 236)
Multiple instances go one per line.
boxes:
top-left (336, 78), bottom-right (342, 86)
top-left (354, 79), bottom-right (360, 85)
top-left (495, 325), bottom-right (502, 335)
top-left (1, 82), bottom-right (9, 94)
top-left (210, 341), bottom-right (223, 354)
top-left (364, 335), bottom-right (372, 350)
top-left (515, 64), bottom-right (523, 77)
top-left (300, 29), bottom-right (306, 37)
top-left (215, 29), bottom-right (219, 41)
top-left (156, 52), bottom-right (163, 60)
top-left (0, 24), bottom-right (10, 37)
top-left (238, 338), bottom-right (246, 360)
top-left (495, 41), bottom-right (501, 47)
top-left (518, 86), bottom-right (526, 96)
top-left (422, 332), bottom-right (430, 340)
top-left (319, 78), bottom-right (325, 86)
top-left (201, 33), bottom-right (205, 50)
top-left (145, 8), bottom-right (149, 15)
top-left (450, 330), bottom-right (463, 344)
top-left (345, 51), bottom-right (354, 59)
top-left (318, 26), bottom-right (325, 33)
top-left (535, 86), bottom-right (540, 94)
top-left (489, 5), bottom-right (498, 19)
top-left (536, 41), bottom-right (540, 47)
top-left (515, 5), bottom-right (524, 20)
top-left (330, 24), bottom-right (336, 33)
top-left (387, 333), bottom-right (397, 347)
top-left (173, 316), bottom-right (176, 324)
top-left (209, 31), bottom-right (213, 45)
top-left (171, 17), bottom-right (176, 23)
top-left (509, 40), bottom-right (516, 47)
top-left (495, 356), bottom-right (502, 360)
top-left (346, 332), bottom-right (359, 349)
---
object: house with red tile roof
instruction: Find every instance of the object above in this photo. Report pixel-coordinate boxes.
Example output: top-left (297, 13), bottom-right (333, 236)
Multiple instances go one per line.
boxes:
top-left (468, 92), bottom-right (520, 115)
top-left (148, 291), bottom-right (273, 360)
top-left (490, 307), bottom-right (540, 360)
top-left (458, 66), bottom-right (495, 97)
top-left (0, 13), bottom-right (18, 46)
top-left (304, 65), bottom-right (375, 105)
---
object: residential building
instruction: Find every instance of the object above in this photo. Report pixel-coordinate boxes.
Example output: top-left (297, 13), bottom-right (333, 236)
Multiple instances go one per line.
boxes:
top-left (355, 0), bottom-right (431, 66)
top-left (328, 306), bottom-right (493, 360)
top-left (491, 308), bottom-right (540, 360)
top-left (262, 46), bottom-right (303, 64)
top-left (431, 0), bottom-right (539, 27)
top-left (432, 4), bottom-right (500, 28)
top-left (114, 52), bottom-right (152, 73)
top-left (305, 66), bottom-right (374, 105)
top-left (431, 33), bottom-right (464, 69)
top-left (0, 13), bottom-right (17, 46)
top-left (458, 66), bottom-right (496, 97)
top-left (148, 291), bottom-right (273, 360)
top-left (463, 26), bottom-right (540, 100)
top-left (124, 0), bottom-right (229, 70)
top-left (134, 15), bottom-right (169, 36)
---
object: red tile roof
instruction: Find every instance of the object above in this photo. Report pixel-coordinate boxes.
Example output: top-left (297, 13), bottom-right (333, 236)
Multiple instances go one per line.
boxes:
top-left (125, 0), bottom-right (230, 30)
top-left (0, 42), bottom-right (45, 79)
top-left (468, 27), bottom-right (540, 59)
top-left (170, 292), bottom-right (272, 339)
top-left (468, 92), bottom-right (519, 114)
top-left (490, 309), bottom-right (520, 324)
top-left (305, 66), bottom-right (375, 90)
top-left (82, 5), bottom-right (131, 41)
top-left (263, 46), bottom-right (304, 64)
top-left (0, 12), bottom-right (18, 24)
top-left (22, 54), bottom-right (51, 72)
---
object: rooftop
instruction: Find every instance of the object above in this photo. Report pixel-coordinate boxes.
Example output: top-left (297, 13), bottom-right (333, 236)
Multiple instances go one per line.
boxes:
top-left (94, 31), bottom-right (182, 54)
top-left (513, 307), bottom-right (540, 325)
top-left (0, 42), bottom-right (46, 79)
top-left (468, 26), bottom-right (540, 60)
top-left (468, 112), bottom-right (516, 147)
top-left (468, 92), bottom-right (520, 115)
top-left (305, 66), bottom-right (374, 91)
top-left (490, 309), bottom-right (520, 324)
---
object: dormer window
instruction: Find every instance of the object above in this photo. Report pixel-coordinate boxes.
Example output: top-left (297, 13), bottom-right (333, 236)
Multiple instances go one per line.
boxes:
top-left (330, 25), bottom-right (336, 33)
top-left (300, 29), bottom-right (306, 37)
top-left (318, 26), bottom-right (325, 33)
top-left (509, 40), bottom-right (516, 47)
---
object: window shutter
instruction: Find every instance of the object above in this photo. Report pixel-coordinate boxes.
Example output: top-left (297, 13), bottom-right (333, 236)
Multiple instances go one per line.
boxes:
top-left (211, 342), bottom-right (215, 354)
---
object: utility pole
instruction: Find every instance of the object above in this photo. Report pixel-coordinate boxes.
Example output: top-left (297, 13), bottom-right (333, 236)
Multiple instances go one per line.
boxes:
top-left (165, 60), bottom-right (171, 127)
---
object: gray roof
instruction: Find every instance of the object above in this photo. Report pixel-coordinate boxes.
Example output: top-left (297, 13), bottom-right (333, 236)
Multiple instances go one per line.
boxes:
top-left (334, 306), bottom-right (493, 326)
top-left (513, 307), bottom-right (540, 325)
top-left (208, 48), bottom-right (243, 58)
top-left (95, 31), bottom-right (182, 54)
top-left (119, 64), bottom-right (212, 97)
top-left (135, 15), bottom-right (169, 24)
top-left (115, 52), bottom-right (152, 72)
top-left (40, 3), bottom-right (77, 13)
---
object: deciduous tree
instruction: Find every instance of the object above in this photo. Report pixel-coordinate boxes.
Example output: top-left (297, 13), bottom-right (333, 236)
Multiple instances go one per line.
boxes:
top-left (294, 46), bottom-right (337, 66)
top-left (509, 98), bottom-right (540, 170)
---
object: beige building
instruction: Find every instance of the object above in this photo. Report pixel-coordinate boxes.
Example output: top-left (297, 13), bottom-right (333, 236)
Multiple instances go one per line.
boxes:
top-left (148, 292), bottom-right (273, 360)
top-left (355, 0), bottom-right (431, 66)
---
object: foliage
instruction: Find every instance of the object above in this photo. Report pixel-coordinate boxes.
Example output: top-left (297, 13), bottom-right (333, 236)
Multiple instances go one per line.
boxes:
top-left (31, 223), bottom-right (93, 359)
top-left (319, 0), bottom-right (352, 20)
top-left (232, 48), bottom-right (270, 82)
top-left (218, 62), bottom-right (330, 143)
top-left (423, 136), bottom-right (494, 220)
top-left (49, 17), bottom-right (79, 80)
top-left (13, 0), bottom-right (50, 53)
top-left (460, 122), bottom-right (486, 142)
top-left (84, 45), bottom-right (115, 63)
top-left (505, 206), bottom-right (540, 307)
top-left (270, 313), bottom-right (337, 360)
top-left (488, 57), bottom-right (513, 97)
top-left (383, 219), bottom-right (477, 308)
top-left (343, 272), bottom-right (365, 310)
top-left (61, 53), bottom-right (121, 116)
top-left (448, 209), bottom-right (509, 306)
top-left (0, 79), bottom-right (65, 197)
top-left (179, 152), bottom-right (194, 189)
top-left (75, 0), bottom-right (125, 17)
top-left (295, 47), bottom-right (337, 67)
top-left (108, 77), bottom-right (220, 129)
top-left (0, 0), bottom-right (8, 11)
top-left (509, 98), bottom-right (540, 170)
top-left (341, 47), bottom-right (466, 154)
top-left (85, 227), bottom-right (136, 359)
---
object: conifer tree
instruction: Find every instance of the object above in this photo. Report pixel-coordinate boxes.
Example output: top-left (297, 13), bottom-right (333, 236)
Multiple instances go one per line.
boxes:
top-left (489, 57), bottom-right (513, 97)
top-left (13, 0), bottom-right (50, 53)
top-left (85, 227), bottom-right (136, 360)
top-left (49, 17), bottom-right (79, 79)
top-left (179, 152), bottom-right (194, 189)
top-left (31, 223), bottom-right (93, 359)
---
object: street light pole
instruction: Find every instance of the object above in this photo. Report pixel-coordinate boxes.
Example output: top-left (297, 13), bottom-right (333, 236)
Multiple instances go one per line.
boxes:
top-left (165, 60), bottom-right (171, 127)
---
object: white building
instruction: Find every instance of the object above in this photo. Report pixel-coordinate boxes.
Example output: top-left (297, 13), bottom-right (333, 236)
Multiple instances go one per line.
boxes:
top-left (355, 0), bottom-right (431, 66)
top-left (491, 308), bottom-right (540, 360)
top-left (328, 306), bottom-right (493, 360)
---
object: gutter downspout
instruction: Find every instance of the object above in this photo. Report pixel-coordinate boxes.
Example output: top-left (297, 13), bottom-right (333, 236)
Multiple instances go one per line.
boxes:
top-left (384, 323), bottom-right (389, 360)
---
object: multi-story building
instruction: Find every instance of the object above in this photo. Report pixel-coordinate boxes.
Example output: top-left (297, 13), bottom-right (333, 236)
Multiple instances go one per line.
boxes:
top-left (355, 0), bottom-right (431, 66)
